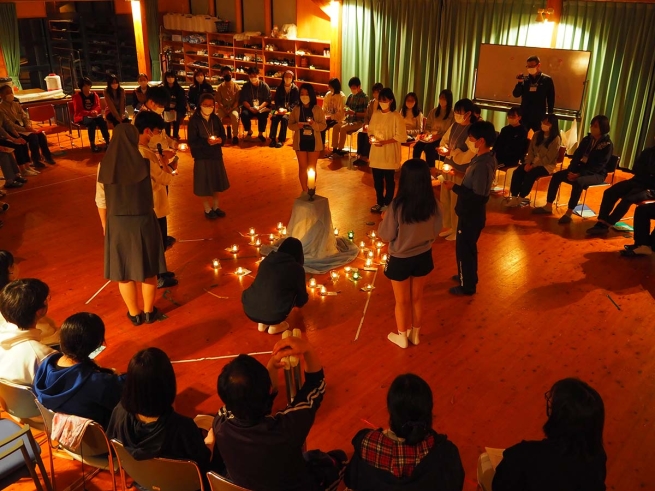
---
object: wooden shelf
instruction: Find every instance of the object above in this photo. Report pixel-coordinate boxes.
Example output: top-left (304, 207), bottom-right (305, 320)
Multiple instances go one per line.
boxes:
top-left (296, 67), bottom-right (330, 74)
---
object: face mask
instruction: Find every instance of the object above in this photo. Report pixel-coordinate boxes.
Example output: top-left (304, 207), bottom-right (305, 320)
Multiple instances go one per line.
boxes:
top-left (406, 101), bottom-right (415, 109)
top-left (541, 123), bottom-right (550, 132)
top-left (284, 78), bottom-right (292, 85)
top-left (195, 76), bottom-right (204, 83)
top-left (201, 106), bottom-right (214, 116)
top-left (379, 101), bottom-right (390, 111)
top-left (223, 74), bottom-right (232, 82)
top-left (454, 113), bottom-right (466, 124)
top-left (153, 106), bottom-right (165, 115)
top-left (111, 84), bottom-right (119, 90)
top-left (4, 94), bottom-right (14, 102)
top-left (166, 78), bottom-right (175, 84)
top-left (527, 67), bottom-right (538, 75)
top-left (466, 139), bottom-right (479, 154)
top-left (300, 95), bottom-right (310, 105)
top-left (149, 132), bottom-right (162, 146)
top-left (250, 78), bottom-right (258, 85)
top-left (590, 127), bottom-right (601, 138)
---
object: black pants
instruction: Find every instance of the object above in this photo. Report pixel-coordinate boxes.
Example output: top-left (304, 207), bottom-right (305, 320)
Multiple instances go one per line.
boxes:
top-left (25, 132), bottom-right (52, 163)
top-left (158, 216), bottom-right (167, 249)
top-left (510, 164), bottom-right (549, 197)
top-left (523, 114), bottom-right (543, 133)
top-left (455, 211), bottom-right (485, 292)
top-left (634, 202), bottom-right (655, 247)
top-left (412, 139), bottom-right (441, 168)
top-left (321, 120), bottom-right (338, 146)
top-left (372, 168), bottom-right (395, 206)
top-left (546, 169), bottom-right (606, 209)
top-left (0, 139), bottom-right (30, 165)
top-left (269, 114), bottom-right (289, 142)
top-left (241, 111), bottom-right (268, 134)
top-left (105, 113), bottom-right (131, 126)
top-left (82, 116), bottom-right (110, 147)
top-left (164, 115), bottom-right (185, 140)
top-left (357, 132), bottom-right (371, 158)
top-left (598, 179), bottom-right (654, 225)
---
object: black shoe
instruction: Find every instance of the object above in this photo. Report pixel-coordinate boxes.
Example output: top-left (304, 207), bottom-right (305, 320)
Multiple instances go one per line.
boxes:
top-left (91, 145), bottom-right (102, 153)
top-left (335, 149), bottom-right (348, 156)
top-left (213, 208), bottom-right (226, 218)
top-left (275, 142), bottom-right (283, 148)
top-left (15, 176), bottom-right (27, 184)
top-left (161, 271), bottom-right (176, 278)
top-left (586, 222), bottom-right (610, 235)
top-left (258, 134), bottom-right (266, 142)
top-left (451, 275), bottom-right (460, 283)
top-left (0, 203), bottom-right (9, 213)
top-left (352, 158), bottom-right (367, 166)
top-left (165, 236), bottom-right (176, 248)
top-left (127, 311), bottom-right (144, 326)
top-left (33, 161), bottom-right (46, 169)
top-left (449, 286), bottom-right (476, 296)
top-left (44, 157), bottom-right (56, 165)
top-left (4, 181), bottom-right (22, 189)
top-left (269, 139), bottom-right (277, 148)
top-left (624, 244), bottom-right (638, 251)
top-left (232, 137), bottom-right (239, 145)
top-left (157, 276), bottom-right (178, 288)
top-left (144, 307), bottom-right (160, 324)
top-left (101, 144), bottom-right (109, 151)
top-left (205, 210), bottom-right (218, 219)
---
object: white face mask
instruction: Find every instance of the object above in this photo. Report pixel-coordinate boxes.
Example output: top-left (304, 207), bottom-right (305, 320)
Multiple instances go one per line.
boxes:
top-left (195, 76), bottom-right (204, 83)
top-left (284, 78), bottom-right (293, 86)
top-left (379, 101), bottom-right (390, 111)
top-left (300, 95), bottom-right (310, 105)
top-left (454, 113), bottom-right (466, 124)
top-left (541, 123), bottom-right (550, 132)
top-left (201, 106), bottom-right (214, 116)
top-left (527, 67), bottom-right (538, 75)
top-left (153, 106), bottom-right (165, 115)
top-left (149, 132), bottom-right (162, 146)
top-left (406, 101), bottom-right (415, 109)
top-left (250, 78), bottom-right (258, 85)
top-left (466, 139), bottom-right (479, 154)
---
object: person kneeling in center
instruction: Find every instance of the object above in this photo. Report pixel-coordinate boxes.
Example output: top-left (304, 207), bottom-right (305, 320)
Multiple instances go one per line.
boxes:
top-left (242, 237), bottom-right (308, 335)
top-left (212, 336), bottom-right (346, 491)
top-left (443, 121), bottom-right (496, 296)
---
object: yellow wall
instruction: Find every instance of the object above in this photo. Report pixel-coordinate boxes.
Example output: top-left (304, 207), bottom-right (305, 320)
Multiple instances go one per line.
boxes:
top-left (296, 0), bottom-right (331, 40)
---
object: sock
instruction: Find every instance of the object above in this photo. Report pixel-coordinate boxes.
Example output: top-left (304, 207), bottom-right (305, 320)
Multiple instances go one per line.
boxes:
top-left (213, 197), bottom-right (219, 210)
top-left (388, 330), bottom-right (408, 349)
top-left (409, 327), bottom-right (421, 345)
top-left (203, 200), bottom-right (212, 213)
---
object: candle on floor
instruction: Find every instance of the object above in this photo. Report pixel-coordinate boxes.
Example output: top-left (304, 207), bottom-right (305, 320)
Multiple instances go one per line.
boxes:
top-left (365, 258), bottom-right (372, 267)
top-left (309, 278), bottom-right (317, 288)
top-left (352, 271), bottom-right (361, 280)
top-left (212, 258), bottom-right (220, 269)
top-left (359, 240), bottom-right (366, 249)
top-left (281, 227), bottom-right (287, 236)
top-left (364, 284), bottom-right (373, 292)
top-left (330, 270), bottom-right (339, 280)
top-left (348, 230), bottom-right (354, 240)
top-left (307, 167), bottom-right (316, 189)
top-left (370, 231), bottom-right (376, 239)
top-left (344, 266), bottom-right (351, 274)
top-left (376, 241), bottom-right (383, 250)
top-left (255, 238), bottom-right (261, 246)
top-left (277, 222), bottom-right (284, 230)
top-left (231, 244), bottom-right (239, 253)
top-left (269, 233), bottom-right (275, 241)
top-left (320, 285), bottom-right (327, 295)
top-left (367, 251), bottom-right (374, 259)
top-left (236, 267), bottom-right (244, 275)
top-left (381, 253), bottom-right (388, 264)
top-left (249, 227), bottom-right (256, 236)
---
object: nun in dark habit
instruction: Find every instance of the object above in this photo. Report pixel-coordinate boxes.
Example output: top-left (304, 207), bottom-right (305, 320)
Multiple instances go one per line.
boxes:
top-left (95, 123), bottom-right (166, 326)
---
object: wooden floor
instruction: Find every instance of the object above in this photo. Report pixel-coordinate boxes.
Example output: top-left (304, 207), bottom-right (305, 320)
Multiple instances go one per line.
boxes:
top-left (3, 129), bottom-right (655, 491)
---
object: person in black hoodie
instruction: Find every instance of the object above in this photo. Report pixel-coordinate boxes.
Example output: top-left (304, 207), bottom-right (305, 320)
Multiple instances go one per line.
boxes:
top-left (269, 71), bottom-right (300, 148)
top-left (187, 69), bottom-right (214, 110)
top-left (493, 106), bottom-right (529, 168)
top-left (161, 70), bottom-right (187, 140)
top-left (587, 138), bottom-right (655, 235)
top-left (345, 373), bottom-right (464, 491)
top-left (533, 115), bottom-right (614, 224)
top-left (107, 348), bottom-right (212, 478)
top-left (241, 237), bottom-right (308, 335)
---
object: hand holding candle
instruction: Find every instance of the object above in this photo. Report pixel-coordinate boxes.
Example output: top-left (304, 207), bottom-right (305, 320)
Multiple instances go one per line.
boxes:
top-left (442, 163), bottom-right (453, 173)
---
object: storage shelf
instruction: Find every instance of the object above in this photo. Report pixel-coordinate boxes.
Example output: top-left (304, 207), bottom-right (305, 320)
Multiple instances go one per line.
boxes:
top-left (296, 67), bottom-right (330, 74)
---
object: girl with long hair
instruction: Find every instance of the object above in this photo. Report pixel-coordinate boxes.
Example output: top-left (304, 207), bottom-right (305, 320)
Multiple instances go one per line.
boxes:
top-left (103, 74), bottom-right (130, 125)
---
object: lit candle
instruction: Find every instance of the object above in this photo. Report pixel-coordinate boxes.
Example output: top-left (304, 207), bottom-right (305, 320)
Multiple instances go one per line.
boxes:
top-left (231, 244), bottom-right (239, 253)
top-left (333, 227), bottom-right (339, 236)
top-left (370, 135), bottom-right (377, 143)
top-left (281, 227), bottom-right (287, 236)
top-left (365, 258), bottom-right (372, 267)
top-left (364, 284), bottom-right (373, 291)
top-left (255, 238), bottom-right (261, 246)
top-left (442, 163), bottom-right (452, 172)
top-left (249, 227), bottom-right (256, 236)
top-left (330, 270), bottom-right (339, 279)
top-left (309, 278), bottom-right (317, 288)
top-left (376, 241), bottom-right (383, 249)
top-left (367, 251), bottom-right (374, 259)
top-left (212, 258), bottom-right (220, 269)
top-left (370, 231), bottom-right (376, 239)
top-left (320, 285), bottom-right (327, 295)
top-left (178, 143), bottom-right (188, 151)
top-left (381, 253), bottom-right (388, 264)
top-left (344, 266), bottom-right (351, 273)
top-left (307, 167), bottom-right (316, 189)
top-left (277, 222), bottom-right (284, 230)
top-left (236, 267), bottom-right (244, 275)
top-left (269, 233), bottom-right (275, 241)
top-left (359, 240), bottom-right (366, 249)
top-left (352, 271), bottom-right (361, 280)
top-left (348, 230), bottom-right (354, 240)
top-left (209, 135), bottom-right (217, 142)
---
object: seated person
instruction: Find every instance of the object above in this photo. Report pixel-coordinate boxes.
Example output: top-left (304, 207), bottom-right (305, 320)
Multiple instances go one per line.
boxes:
top-left (0, 278), bottom-right (54, 385)
top-left (345, 373), bottom-right (464, 491)
top-left (473, 104), bottom-right (483, 121)
top-left (353, 82), bottom-right (383, 166)
top-left (0, 112), bottom-right (33, 176)
top-left (103, 74), bottom-right (131, 126)
top-left (0, 85), bottom-right (55, 168)
top-left (132, 73), bottom-right (150, 114)
top-left (587, 139), bottom-right (655, 235)
top-left (489, 378), bottom-right (606, 491)
top-left (107, 347), bottom-right (212, 474)
top-left (494, 106), bottom-right (529, 169)
top-left (242, 237), bottom-right (308, 335)
top-left (507, 113), bottom-right (561, 207)
top-left (212, 336), bottom-right (345, 491)
top-left (321, 77), bottom-right (346, 149)
top-left (215, 66), bottom-right (240, 144)
top-left (239, 67), bottom-right (271, 142)
top-left (0, 151), bottom-right (27, 189)
top-left (72, 77), bottom-right (111, 152)
top-left (331, 77), bottom-right (368, 156)
top-left (34, 312), bottom-right (124, 428)
top-left (620, 202), bottom-right (655, 257)
top-left (412, 89), bottom-right (454, 169)
top-left (269, 71), bottom-right (299, 148)
top-left (533, 115), bottom-right (613, 224)
top-left (400, 92), bottom-right (424, 141)
top-left (187, 68), bottom-right (214, 110)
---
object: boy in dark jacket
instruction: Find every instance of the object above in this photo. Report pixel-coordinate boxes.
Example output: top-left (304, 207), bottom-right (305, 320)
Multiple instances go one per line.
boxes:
top-left (493, 106), bottom-right (529, 168)
top-left (242, 237), bottom-right (308, 335)
top-left (269, 71), bottom-right (300, 148)
top-left (444, 121), bottom-right (496, 296)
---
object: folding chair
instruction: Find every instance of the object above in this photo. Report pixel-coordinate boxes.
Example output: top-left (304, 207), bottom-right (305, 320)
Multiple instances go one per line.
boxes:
top-left (207, 471), bottom-right (252, 491)
top-left (0, 379), bottom-right (45, 432)
top-left (573, 155), bottom-right (620, 218)
top-left (531, 146), bottom-right (567, 207)
top-left (0, 420), bottom-right (53, 491)
top-left (67, 101), bottom-right (86, 148)
top-left (35, 400), bottom-right (118, 491)
top-left (26, 104), bottom-right (67, 150)
top-left (111, 439), bottom-right (204, 491)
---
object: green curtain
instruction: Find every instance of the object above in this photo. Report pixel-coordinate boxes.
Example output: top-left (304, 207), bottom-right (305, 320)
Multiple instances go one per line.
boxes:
top-left (557, 1), bottom-right (655, 168)
top-left (0, 3), bottom-right (22, 89)
top-left (145, 0), bottom-right (161, 81)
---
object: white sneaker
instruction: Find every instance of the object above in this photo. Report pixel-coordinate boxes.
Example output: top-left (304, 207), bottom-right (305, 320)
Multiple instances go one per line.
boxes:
top-left (24, 169), bottom-right (39, 176)
top-left (258, 323), bottom-right (268, 332)
top-left (445, 233), bottom-right (457, 241)
top-left (438, 229), bottom-right (452, 237)
top-left (268, 321), bottom-right (289, 335)
top-left (380, 205), bottom-right (388, 212)
top-left (388, 331), bottom-right (408, 349)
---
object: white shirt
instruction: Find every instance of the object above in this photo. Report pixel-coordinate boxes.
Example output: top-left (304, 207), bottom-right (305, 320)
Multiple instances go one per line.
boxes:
top-left (368, 110), bottom-right (406, 170)
top-left (139, 145), bottom-right (173, 218)
top-left (0, 319), bottom-right (54, 385)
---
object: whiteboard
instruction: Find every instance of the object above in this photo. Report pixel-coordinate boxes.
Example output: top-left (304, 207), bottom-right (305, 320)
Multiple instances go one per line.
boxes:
top-left (474, 44), bottom-right (591, 113)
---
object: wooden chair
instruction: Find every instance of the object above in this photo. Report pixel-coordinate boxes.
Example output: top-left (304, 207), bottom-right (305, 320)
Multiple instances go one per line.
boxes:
top-left (0, 420), bottom-right (52, 491)
top-left (207, 471), bottom-right (252, 491)
top-left (111, 439), bottom-right (205, 491)
top-left (35, 400), bottom-right (118, 491)
top-left (573, 155), bottom-right (620, 218)
top-left (0, 379), bottom-right (45, 432)
top-left (26, 104), bottom-right (67, 149)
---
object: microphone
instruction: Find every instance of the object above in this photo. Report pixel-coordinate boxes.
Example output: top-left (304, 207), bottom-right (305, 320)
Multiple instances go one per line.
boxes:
top-left (516, 74), bottom-right (527, 81)
top-left (156, 143), bottom-right (163, 155)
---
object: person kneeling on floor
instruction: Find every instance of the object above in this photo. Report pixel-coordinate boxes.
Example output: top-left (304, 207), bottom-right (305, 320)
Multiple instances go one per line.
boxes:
top-left (242, 237), bottom-right (308, 335)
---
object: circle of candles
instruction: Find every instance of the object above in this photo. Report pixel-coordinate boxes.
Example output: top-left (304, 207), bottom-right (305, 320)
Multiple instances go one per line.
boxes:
top-left (367, 251), bottom-right (374, 259)
top-left (211, 258), bottom-right (220, 269)
top-left (352, 271), bottom-right (361, 280)
top-left (281, 227), bottom-right (287, 236)
top-left (277, 222), bottom-right (284, 230)
top-left (231, 244), bottom-right (239, 253)
top-left (255, 238), bottom-right (261, 246)
top-left (359, 240), bottom-right (366, 248)
top-left (381, 253), bottom-right (388, 263)
top-left (348, 230), bottom-right (354, 240)
top-left (320, 285), bottom-right (327, 295)
top-left (249, 227), bottom-right (256, 236)
top-left (344, 266), bottom-right (351, 273)
top-left (309, 278), bottom-right (317, 288)
top-left (365, 258), bottom-right (372, 267)
top-left (330, 270), bottom-right (338, 279)
top-left (269, 233), bottom-right (275, 241)
top-left (333, 227), bottom-right (339, 236)
top-left (376, 241), bottom-right (383, 249)
top-left (236, 267), bottom-right (244, 275)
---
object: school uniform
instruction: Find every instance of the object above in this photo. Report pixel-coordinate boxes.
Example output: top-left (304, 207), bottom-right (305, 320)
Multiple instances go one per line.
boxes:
top-left (512, 73), bottom-right (555, 132)
top-left (413, 108), bottom-right (454, 168)
top-left (138, 145), bottom-right (173, 248)
top-left (132, 86), bottom-right (148, 113)
top-left (270, 82), bottom-right (299, 143)
top-left (187, 81), bottom-right (214, 109)
top-left (214, 80), bottom-right (241, 138)
top-left (288, 104), bottom-right (327, 153)
top-left (238, 81), bottom-right (272, 134)
top-left (103, 87), bottom-right (130, 126)
top-left (452, 151), bottom-right (496, 293)
top-left (494, 124), bottom-right (529, 168)
top-left (72, 91), bottom-right (111, 149)
top-left (545, 134), bottom-right (613, 210)
top-left (187, 112), bottom-right (230, 196)
top-left (356, 99), bottom-right (378, 159)
top-left (368, 110), bottom-right (406, 207)
top-left (510, 133), bottom-right (561, 198)
top-left (161, 83), bottom-right (187, 139)
top-left (0, 98), bottom-right (53, 164)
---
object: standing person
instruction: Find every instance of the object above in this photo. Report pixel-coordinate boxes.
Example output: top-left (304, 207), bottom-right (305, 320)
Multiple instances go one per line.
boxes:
top-left (134, 112), bottom-right (178, 289)
top-left (437, 98), bottom-right (478, 240)
top-left (239, 67), bottom-right (271, 142)
top-left (187, 68), bottom-right (214, 110)
top-left (533, 115), bottom-right (613, 224)
top-left (138, 86), bottom-right (177, 157)
top-left (353, 82), bottom-right (383, 167)
top-left (188, 93), bottom-right (230, 219)
top-left (215, 66), bottom-right (240, 144)
top-left (288, 84), bottom-right (327, 194)
top-left (512, 55), bottom-right (555, 132)
top-left (378, 159), bottom-right (442, 349)
top-left (132, 73), bottom-right (150, 114)
top-left (103, 74), bottom-right (131, 126)
top-left (321, 77), bottom-right (346, 150)
top-left (507, 113), bottom-right (561, 207)
top-left (368, 88), bottom-right (405, 214)
top-left (442, 121), bottom-right (496, 296)
top-left (72, 77), bottom-right (111, 152)
top-left (161, 71), bottom-right (187, 141)
top-left (331, 77), bottom-right (368, 156)
top-left (413, 89), bottom-right (454, 168)
top-left (493, 106), bottom-right (529, 169)
top-left (95, 124), bottom-right (166, 326)
top-left (269, 71), bottom-right (299, 148)
top-left (242, 237), bottom-right (308, 335)
top-left (400, 92), bottom-right (424, 140)
top-left (0, 84), bottom-right (55, 167)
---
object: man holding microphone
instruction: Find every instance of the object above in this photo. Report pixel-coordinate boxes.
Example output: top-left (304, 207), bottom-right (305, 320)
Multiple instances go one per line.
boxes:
top-left (512, 55), bottom-right (555, 132)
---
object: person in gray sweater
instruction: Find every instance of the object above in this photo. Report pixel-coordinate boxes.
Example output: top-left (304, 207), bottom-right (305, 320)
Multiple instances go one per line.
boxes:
top-left (378, 159), bottom-right (442, 349)
top-left (443, 122), bottom-right (496, 296)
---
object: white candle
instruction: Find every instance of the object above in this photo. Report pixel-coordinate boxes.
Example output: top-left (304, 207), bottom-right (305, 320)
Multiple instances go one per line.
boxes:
top-left (307, 168), bottom-right (316, 189)
top-left (364, 284), bottom-right (373, 291)
top-left (209, 135), bottom-right (217, 141)
top-left (367, 251), bottom-right (374, 259)
top-left (442, 163), bottom-right (452, 172)
top-left (365, 258), bottom-right (372, 267)
top-left (281, 227), bottom-right (287, 236)
top-left (277, 222), bottom-right (284, 230)
top-left (370, 231), bottom-right (376, 239)
top-left (236, 267), bottom-right (244, 275)
top-left (212, 258), bottom-right (220, 269)
top-left (178, 143), bottom-right (188, 151)
top-left (269, 233), bottom-right (275, 241)
top-left (333, 227), bottom-right (339, 236)
top-left (359, 240), bottom-right (366, 248)
top-left (249, 227), bottom-right (256, 236)
top-left (309, 278), bottom-right (317, 288)
top-left (330, 270), bottom-right (338, 279)
top-left (320, 285), bottom-right (327, 295)
top-left (381, 253), bottom-right (388, 264)
top-left (376, 241), bottom-right (383, 249)
top-left (344, 266), bottom-right (351, 273)
top-left (255, 238), bottom-right (261, 246)
top-left (231, 244), bottom-right (239, 253)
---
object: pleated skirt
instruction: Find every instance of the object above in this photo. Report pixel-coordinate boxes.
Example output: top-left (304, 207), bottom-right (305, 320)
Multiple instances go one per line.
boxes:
top-left (193, 158), bottom-right (230, 197)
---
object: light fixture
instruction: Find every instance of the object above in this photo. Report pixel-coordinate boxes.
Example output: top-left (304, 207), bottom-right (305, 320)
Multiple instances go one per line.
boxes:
top-left (535, 8), bottom-right (554, 23)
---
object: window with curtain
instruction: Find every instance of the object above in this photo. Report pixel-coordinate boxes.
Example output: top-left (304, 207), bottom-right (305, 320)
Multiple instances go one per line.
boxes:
top-left (18, 19), bottom-right (52, 90)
